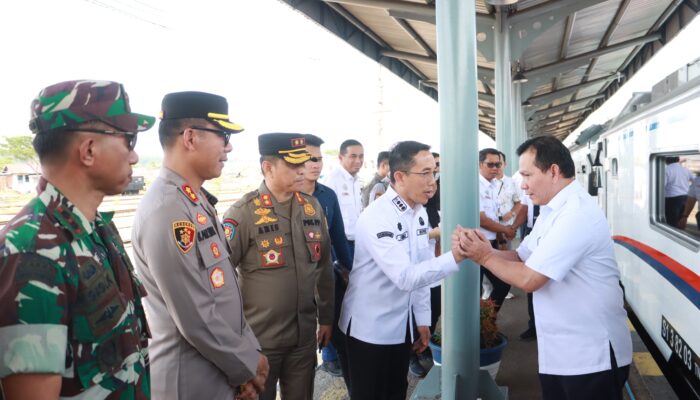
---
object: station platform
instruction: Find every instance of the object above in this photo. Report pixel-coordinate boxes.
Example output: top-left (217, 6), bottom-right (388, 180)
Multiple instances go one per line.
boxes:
top-left (313, 287), bottom-right (680, 399)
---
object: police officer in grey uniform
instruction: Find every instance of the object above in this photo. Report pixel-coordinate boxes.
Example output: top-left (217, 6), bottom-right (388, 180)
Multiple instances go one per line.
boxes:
top-left (132, 92), bottom-right (268, 400)
top-left (224, 133), bottom-right (334, 400)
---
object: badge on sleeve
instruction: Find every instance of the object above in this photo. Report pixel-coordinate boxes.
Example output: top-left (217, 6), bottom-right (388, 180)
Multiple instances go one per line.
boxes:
top-left (261, 249), bottom-right (284, 267)
top-left (211, 242), bottom-right (221, 258)
top-left (196, 213), bottom-right (208, 225)
top-left (210, 267), bottom-right (225, 288)
top-left (173, 221), bottom-right (196, 253)
top-left (222, 218), bottom-right (238, 241)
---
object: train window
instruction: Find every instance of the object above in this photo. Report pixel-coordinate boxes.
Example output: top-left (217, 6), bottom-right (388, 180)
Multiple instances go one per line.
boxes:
top-left (652, 153), bottom-right (700, 242)
top-left (611, 158), bottom-right (618, 179)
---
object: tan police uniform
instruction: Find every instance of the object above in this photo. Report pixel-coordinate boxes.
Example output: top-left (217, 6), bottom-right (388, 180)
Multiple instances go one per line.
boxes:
top-left (224, 134), bottom-right (334, 400)
top-left (132, 168), bottom-right (261, 399)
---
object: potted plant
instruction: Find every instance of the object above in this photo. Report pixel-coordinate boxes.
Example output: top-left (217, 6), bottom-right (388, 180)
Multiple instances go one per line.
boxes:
top-left (428, 299), bottom-right (508, 378)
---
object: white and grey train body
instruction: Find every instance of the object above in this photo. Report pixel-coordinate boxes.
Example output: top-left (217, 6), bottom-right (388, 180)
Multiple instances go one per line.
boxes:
top-left (569, 59), bottom-right (700, 399)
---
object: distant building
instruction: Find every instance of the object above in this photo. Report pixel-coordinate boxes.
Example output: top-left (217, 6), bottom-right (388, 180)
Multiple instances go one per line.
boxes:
top-left (1, 163), bottom-right (40, 193)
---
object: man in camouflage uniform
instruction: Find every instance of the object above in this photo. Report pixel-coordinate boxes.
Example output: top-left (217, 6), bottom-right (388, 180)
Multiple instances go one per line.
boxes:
top-left (224, 133), bottom-right (334, 400)
top-left (131, 92), bottom-right (268, 400)
top-left (0, 80), bottom-right (153, 399)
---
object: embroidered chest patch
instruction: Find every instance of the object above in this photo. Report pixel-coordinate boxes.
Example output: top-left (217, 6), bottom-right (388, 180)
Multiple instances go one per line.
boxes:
top-left (173, 221), bottom-right (196, 253)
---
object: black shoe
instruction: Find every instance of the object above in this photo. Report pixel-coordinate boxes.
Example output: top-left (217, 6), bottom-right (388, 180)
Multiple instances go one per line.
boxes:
top-left (409, 356), bottom-right (428, 378)
top-left (519, 327), bottom-right (536, 340)
top-left (319, 360), bottom-right (343, 377)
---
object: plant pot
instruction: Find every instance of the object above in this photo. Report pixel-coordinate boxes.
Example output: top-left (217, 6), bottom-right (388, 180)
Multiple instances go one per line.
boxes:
top-left (480, 333), bottom-right (508, 379)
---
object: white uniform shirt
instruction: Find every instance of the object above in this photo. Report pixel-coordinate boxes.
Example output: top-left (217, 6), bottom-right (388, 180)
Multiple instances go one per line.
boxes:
top-left (495, 176), bottom-right (521, 225)
top-left (516, 181), bottom-right (633, 375)
top-left (665, 162), bottom-right (693, 197)
top-left (322, 166), bottom-right (363, 240)
top-left (513, 172), bottom-right (535, 228)
top-left (479, 174), bottom-right (500, 240)
top-left (688, 176), bottom-right (700, 200)
top-left (339, 186), bottom-right (459, 345)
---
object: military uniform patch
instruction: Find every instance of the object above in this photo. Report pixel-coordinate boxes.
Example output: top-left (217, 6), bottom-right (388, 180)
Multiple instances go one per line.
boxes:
top-left (392, 196), bottom-right (408, 212)
top-left (304, 203), bottom-right (316, 216)
top-left (295, 192), bottom-right (305, 205)
top-left (419, 216), bottom-right (425, 226)
top-left (211, 242), bottom-right (221, 258)
top-left (307, 231), bottom-right (321, 240)
top-left (260, 239), bottom-right (270, 248)
top-left (173, 221), bottom-right (196, 253)
top-left (261, 248), bottom-right (284, 267)
top-left (274, 236), bottom-right (284, 246)
top-left (210, 267), bottom-right (225, 288)
top-left (308, 242), bottom-right (321, 262)
top-left (196, 213), bottom-right (208, 225)
top-left (254, 198), bottom-right (262, 207)
top-left (377, 231), bottom-right (394, 239)
top-left (260, 194), bottom-right (273, 207)
top-left (181, 184), bottom-right (199, 203)
top-left (222, 218), bottom-right (237, 241)
top-left (254, 208), bottom-right (278, 225)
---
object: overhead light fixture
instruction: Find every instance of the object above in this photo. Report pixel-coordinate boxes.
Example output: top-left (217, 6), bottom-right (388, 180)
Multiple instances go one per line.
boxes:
top-left (486, 0), bottom-right (519, 5)
top-left (513, 63), bottom-right (528, 83)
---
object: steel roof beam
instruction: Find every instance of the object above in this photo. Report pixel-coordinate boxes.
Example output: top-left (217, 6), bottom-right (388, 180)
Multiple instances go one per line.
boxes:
top-left (381, 50), bottom-right (496, 79)
top-left (532, 94), bottom-right (605, 117)
top-left (525, 74), bottom-right (618, 106)
top-left (523, 34), bottom-right (661, 79)
top-left (529, 108), bottom-right (591, 126)
top-left (393, 17), bottom-right (436, 58)
top-left (510, 0), bottom-right (609, 26)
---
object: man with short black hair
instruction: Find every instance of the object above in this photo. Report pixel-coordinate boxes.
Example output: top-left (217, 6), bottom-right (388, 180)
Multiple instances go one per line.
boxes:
top-left (132, 91), bottom-right (267, 400)
top-left (340, 141), bottom-right (465, 399)
top-left (459, 136), bottom-right (632, 400)
top-left (0, 80), bottom-right (153, 399)
top-left (301, 134), bottom-right (353, 382)
top-left (322, 139), bottom-right (364, 249)
top-left (225, 133), bottom-right (334, 400)
top-left (362, 151), bottom-right (390, 207)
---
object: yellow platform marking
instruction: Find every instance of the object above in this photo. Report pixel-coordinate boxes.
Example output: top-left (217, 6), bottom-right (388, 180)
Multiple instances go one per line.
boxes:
top-left (633, 352), bottom-right (663, 376)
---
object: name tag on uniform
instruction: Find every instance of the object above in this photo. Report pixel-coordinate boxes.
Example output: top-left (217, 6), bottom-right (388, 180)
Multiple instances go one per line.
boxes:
top-left (396, 232), bottom-right (409, 241)
top-left (416, 228), bottom-right (428, 236)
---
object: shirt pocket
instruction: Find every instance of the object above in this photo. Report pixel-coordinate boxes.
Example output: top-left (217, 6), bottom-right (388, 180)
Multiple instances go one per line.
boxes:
top-left (302, 226), bottom-right (323, 263)
top-left (254, 233), bottom-right (290, 269)
top-left (197, 235), bottom-right (234, 295)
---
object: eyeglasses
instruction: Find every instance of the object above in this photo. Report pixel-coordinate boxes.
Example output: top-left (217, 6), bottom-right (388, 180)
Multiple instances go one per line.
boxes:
top-left (484, 162), bottom-right (502, 168)
top-left (402, 170), bottom-right (437, 181)
top-left (64, 128), bottom-right (138, 151)
top-left (189, 126), bottom-right (231, 146)
top-left (308, 156), bottom-right (323, 163)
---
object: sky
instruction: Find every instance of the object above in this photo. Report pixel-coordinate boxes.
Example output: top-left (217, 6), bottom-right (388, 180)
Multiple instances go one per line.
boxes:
top-left (2, 0), bottom-right (698, 168)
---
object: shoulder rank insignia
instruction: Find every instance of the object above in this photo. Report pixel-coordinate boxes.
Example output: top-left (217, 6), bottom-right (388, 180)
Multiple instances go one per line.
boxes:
top-left (260, 194), bottom-right (273, 207)
top-left (196, 213), bottom-right (208, 225)
top-left (181, 184), bottom-right (199, 203)
top-left (261, 248), bottom-right (284, 267)
top-left (211, 242), bottom-right (221, 258)
top-left (222, 218), bottom-right (238, 241)
top-left (392, 196), bottom-right (408, 212)
top-left (210, 267), bottom-right (225, 288)
top-left (254, 198), bottom-right (262, 206)
top-left (254, 207), bottom-right (278, 225)
top-left (304, 203), bottom-right (316, 216)
top-left (295, 192), bottom-right (305, 205)
top-left (173, 221), bottom-right (196, 253)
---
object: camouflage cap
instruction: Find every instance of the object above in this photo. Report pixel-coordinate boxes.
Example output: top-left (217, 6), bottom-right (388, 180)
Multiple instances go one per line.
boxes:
top-left (29, 80), bottom-right (155, 134)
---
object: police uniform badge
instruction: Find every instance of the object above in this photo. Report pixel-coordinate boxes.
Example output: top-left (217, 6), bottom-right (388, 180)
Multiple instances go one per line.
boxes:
top-left (196, 213), bottom-right (208, 225)
top-left (254, 198), bottom-right (262, 207)
top-left (304, 203), bottom-right (316, 216)
top-left (211, 242), bottom-right (221, 258)
top-left (419, 216), bottom-right (425, 226)
top-left (260, 239), bottom-right (270, 248)
top-left (261, 248), bottom-right (284, 267)
top-left (222, 218), bottom-right (237, 241)
top-left (254, 207), bottom-right (278, 225)
top-left (260, 194), bottom-right (273, 207)
top-left (210, 267), bottom-right (225, 288)
top-left (181, 184), bottom-right (199, 203)
top-left (274, 236), bottom-right (284, 246)
top-left (173, 221), bottom-right (196, 253)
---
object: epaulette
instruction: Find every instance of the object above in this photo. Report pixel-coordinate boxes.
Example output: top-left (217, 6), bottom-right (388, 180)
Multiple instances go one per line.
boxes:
top-left (233, 190), bottom-right (260, 208)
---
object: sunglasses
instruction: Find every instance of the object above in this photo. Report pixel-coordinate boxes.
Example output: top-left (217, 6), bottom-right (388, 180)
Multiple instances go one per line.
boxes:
top-left (65, 128), bottom-right (138, 151)
top-left (484, 162), bottom-right (502, 168)
top-left (189, 126), bottom-right (231, 146)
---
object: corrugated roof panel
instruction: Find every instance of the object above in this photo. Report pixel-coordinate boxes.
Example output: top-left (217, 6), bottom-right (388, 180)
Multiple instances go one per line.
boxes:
top-left (592, 47), bottom-right (634, 75)
top-left (476, 0), bottom-right (490, 15)
top-left (576, 81), bottom-right (609, 98)
top-left (608, 0), bottom-right (673, 44)
top-left (409, 20), bottom-right (437, 54)
top-left (521, 19), bottom-right (567, 68)
top-left (341, 5), bottom-right (420, 54)
top-left (565, 0), bottom-right (621, 58)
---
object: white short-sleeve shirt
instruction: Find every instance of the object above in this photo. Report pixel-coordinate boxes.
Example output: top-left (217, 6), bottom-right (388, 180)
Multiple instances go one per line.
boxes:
top-left (322, 166), bottom-right (363, 240)
top-left (665, 163), bottom-right (693, 197)
top-left (516, 181), bottom-right (632, 375)
top-left (479, 174), bottom-right (500, 240)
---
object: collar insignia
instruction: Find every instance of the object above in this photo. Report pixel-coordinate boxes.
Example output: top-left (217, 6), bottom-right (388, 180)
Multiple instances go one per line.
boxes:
top-left (181, 184), bottom-right (199, 203)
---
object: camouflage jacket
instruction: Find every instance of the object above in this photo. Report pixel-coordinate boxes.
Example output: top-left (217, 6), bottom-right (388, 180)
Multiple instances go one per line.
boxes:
top-left (0, 178), bottom-right (150, 399)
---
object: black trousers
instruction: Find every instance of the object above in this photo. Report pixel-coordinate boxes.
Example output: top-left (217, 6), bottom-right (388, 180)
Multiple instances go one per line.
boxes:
top-left (430, 285), bottom-right (441, 334)
top-left (345, 324), bottom-right (411, 400)
top-left (330, 269), bottom-right (351, 387)
top-left (539, 345), bottom-right (630, 400)
top-left (665, 195), bottom-right (687, 227)
top-left (480, 240), bottom-right (511, 311)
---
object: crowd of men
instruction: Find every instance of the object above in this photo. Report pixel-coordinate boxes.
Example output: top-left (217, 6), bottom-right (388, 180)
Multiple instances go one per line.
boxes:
top-left (0, 79), bottom-right (634, 400)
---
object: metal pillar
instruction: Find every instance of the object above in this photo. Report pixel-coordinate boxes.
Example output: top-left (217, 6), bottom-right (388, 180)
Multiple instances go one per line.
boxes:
top-left (510, 81), bottom-right (524, 173)
top-left (494, 8), bottom-right (512, 172)
top-left (436, 0), bottom-right (480, 398)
